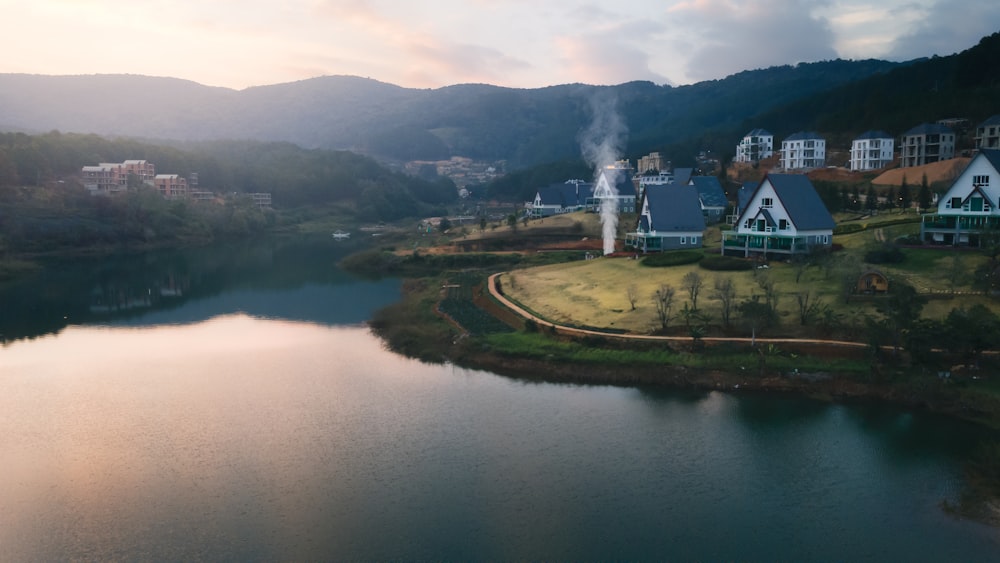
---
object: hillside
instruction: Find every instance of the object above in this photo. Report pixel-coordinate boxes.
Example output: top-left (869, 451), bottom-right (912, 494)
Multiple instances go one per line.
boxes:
top-left (0, 61), bottom-right (900, 168)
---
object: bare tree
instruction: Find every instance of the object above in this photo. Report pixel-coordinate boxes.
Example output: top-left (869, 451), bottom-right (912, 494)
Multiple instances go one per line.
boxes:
top-left (653, 284), bottom-right (676, 329)
top-left (795, 290), bottom-right (823, 326)
top-left (682, 271), bottom-right (704, 310)
top-left (713, 277), bottom-right (737, 327)
top-left (626, 284), bottom-right (638, 311)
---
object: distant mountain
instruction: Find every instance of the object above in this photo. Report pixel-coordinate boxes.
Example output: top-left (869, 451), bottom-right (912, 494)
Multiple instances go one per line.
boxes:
top-left (0, 59), bottom-right (902, 168)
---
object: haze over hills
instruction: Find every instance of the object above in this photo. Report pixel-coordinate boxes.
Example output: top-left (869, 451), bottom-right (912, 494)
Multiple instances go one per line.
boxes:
top-left (0, 61), bottom-right (900, 168)
top-left (1, 31), bottom-right (998, 171)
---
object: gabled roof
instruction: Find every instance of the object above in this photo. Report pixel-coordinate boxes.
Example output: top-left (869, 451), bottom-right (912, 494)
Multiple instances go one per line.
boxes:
top-left (643, 185), bottom-right (706, 233)
top-left (748, 207), bottom-right (777, 227)
top-left (855, 130), bottom-right (892, 140)
top-left (784, 131), bottom-right (823, 142)
top-left (690, 176), bottom-right (727, 208)
top-left (961, 184), bottom-right (992, 205)
top-left (752, 174), bottom-right (835, 230)
top-left (673, 167), bottom-right (693, 186)
top-left (979, 115), bottom-right (1000, 127)
top-left (594, 168), bottom-right (636, 197)
top-left (903, 122), bottom-right (953, 136)
top-left (978, 148), bottom-right (1000, 171)
top-left (745, 128), bottom-right (772, 138)
top-left (536, 181), bottom-right (593, 207)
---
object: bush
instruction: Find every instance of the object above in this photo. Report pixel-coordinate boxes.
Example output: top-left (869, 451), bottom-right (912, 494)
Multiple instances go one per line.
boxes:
top-left (641, 250), bottom-right (703, 267)
top-left (834, 223), bottom-right (865, 235)
top-left (699, 255), bottom-right (754, 271)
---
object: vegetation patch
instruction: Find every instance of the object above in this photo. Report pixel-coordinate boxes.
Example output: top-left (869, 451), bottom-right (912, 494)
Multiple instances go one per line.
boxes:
top-left (641, 250), bottom-right (704, 268)
top-left (699, 255), bottom-right (754, 271)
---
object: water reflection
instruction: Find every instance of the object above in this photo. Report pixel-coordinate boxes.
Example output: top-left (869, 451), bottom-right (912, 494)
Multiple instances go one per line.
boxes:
top-left (0, 236), bottom-right (394, 342)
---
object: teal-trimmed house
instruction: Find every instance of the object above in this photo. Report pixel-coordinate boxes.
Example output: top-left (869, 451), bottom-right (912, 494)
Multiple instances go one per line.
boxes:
top-left (625, 185), bottom-right (705, 253)
top-left (921, 149), bottom-right (1000, 246)
top-left (722, 174), bottom-right (835, 257)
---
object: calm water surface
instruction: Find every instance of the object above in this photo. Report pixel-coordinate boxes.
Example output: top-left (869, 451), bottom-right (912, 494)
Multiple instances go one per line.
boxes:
top-left (1, 239), bottom-right (998, 560)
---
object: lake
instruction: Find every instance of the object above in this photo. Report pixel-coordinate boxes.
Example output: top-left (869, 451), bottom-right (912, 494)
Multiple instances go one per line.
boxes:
top-left (1, 238), bottom-right (998, 560)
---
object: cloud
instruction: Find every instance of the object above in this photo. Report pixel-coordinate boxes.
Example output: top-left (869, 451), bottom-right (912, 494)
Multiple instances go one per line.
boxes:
top-left (667, 0), bottom-right (838, 81)
top-left (887, 0), bottom-right (1000, 60)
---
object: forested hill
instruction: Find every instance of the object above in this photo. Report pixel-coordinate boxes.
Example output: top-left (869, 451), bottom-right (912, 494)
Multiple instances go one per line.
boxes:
top-left (0, 59), bottom-right (901, 167)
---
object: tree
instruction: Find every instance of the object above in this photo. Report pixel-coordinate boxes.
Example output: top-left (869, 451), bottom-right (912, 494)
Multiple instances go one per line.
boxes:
top-left (918, 173), bottom-right (933, 213)
top-left (899, 175), bottom-right (911, 213)
top-left (713, 277), bottom-right (737, 327)
top-left (851, 184), bottom-right (862, 211)
top-left (875, 281), bottom-right (926, 356)
top-left (865, 184), bottom-right (878, 213)
top-left (626, 284), bottom-right (638, 311)
top-left (884, 186), bottom-right (897, 212)
top-left (653, 284), bottom-right (676, 329)
top-left (682, 271), bottom-right (704, 310)
top-left (738, 296), bottom-right (774, 346)
top-left (438, 217), bottom-right (452, 232)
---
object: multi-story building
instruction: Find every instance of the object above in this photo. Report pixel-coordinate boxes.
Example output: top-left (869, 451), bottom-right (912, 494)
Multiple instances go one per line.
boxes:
top-left (122, 159), bottom-right (156, 183)
top-left (921, 149), bottom-right (1000, 246)
top-left (81, 164), bottom-right (124, 194)
top-left (735, 129), bottom-right (773, 163)
top-left (636, 152), bottom-right (668, 174)
top-left (154, 174), bottom-right (188, 198)
top-left (900, 123), bottom-right (955, 167)
top-left (780, 132), bottom-right (826, 170)
top-left (975, 115), bottom-right (1000, 151)
top-left (850, 130), bottom-right (895, 171)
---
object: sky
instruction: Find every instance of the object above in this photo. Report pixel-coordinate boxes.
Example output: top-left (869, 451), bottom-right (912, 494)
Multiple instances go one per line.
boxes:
top-left (1, 0), bottom-right (998, 91)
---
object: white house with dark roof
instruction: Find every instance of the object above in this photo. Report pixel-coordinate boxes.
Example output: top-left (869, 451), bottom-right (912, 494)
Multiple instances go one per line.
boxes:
top-left (850, 130), bottom-right (895, 171)
top-left (588, 167), bottom-right (637, 213)
top-left (975, 115), bottom-right (1000, 150)
top-left (900, 123), bottom-right (955, 167)
top-left (625, 185), bottom-right (705, 253)
top-left (781, 132), bottom-right (825, 170)
top-left (722, 174), bottom-right (835, 257)
top-left (921, 149), bottom-right (1000, 246)
top-left (529, 180), bottom-right (592, 217)
top-left (735, 129), bottom-right (773, 163)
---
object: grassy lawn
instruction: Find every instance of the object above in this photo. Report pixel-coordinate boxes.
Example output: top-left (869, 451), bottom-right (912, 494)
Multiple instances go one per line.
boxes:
top-left (500, 225), bottom-right (1000, 337)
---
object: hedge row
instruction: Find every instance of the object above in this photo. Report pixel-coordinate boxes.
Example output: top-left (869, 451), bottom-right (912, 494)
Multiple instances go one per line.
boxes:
top-left (640, 250), bottom-right (704, 267)
top-left (698, 255), bottom-right (755, 271)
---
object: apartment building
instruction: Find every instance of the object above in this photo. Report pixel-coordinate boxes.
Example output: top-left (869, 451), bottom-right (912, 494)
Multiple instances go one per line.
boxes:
top-left (735, 129), bottom-right (773, 163)
top-left (850, 130), bottom-right (894, 171)
top-left (154, 174), bottom-right (188, 198)
top-left (780, 131), bottom-right (825, 170)
top-left (900, 123), bottom-right (955, 167)
top-left (975, 115), bottom-right (1000, 150)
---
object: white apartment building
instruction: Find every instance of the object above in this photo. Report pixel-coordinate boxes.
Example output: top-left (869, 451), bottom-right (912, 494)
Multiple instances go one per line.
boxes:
top-left (850, 130), bottom-right (894, 171)
top-left (735, 129), bottom-right (773, 163)
top-left (780, 132), bottom-right (825, 170)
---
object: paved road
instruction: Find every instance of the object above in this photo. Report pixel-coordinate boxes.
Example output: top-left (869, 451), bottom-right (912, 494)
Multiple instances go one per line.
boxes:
top-left (487, 272), bottom-right (868, 350)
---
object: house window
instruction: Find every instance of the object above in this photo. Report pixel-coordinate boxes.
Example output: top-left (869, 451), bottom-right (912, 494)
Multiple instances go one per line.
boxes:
top-left (779, 219), bottom-right (788, 230)
top-left (950, 197), bottom-right (962, 209)
top-left (973, 175), bottom-right (990, 187)
top-left (755, 219), bottom-right (766, 232)
top-left (971, 197), bottom-right (984, 212)
top-left (679, 236), bottom-right (687, 245)
top-left (744, 219), bottom-right (752, 229)
top-left (762, 197), bottom-right (773, 208)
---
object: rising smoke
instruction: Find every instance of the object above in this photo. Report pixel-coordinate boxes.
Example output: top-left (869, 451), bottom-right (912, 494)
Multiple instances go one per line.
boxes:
top-left (578, 90), bottom-right (627, 255)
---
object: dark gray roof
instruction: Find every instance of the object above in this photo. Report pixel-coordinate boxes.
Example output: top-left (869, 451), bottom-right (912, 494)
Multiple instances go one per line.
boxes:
top-left (760, 174), bottom-right (835, 230)
top-left (643, 185), bottom-right (706, 232)
top-left (745, 128), bottom-right (772, 137)
top-left (903, 122), bottom-right (953, 136)
top-left (977, 148), bottom-right (1000, 172)
top-left (673, 167), bottom-right (693, 186)
top-left (855, 130), bottom-right (892, 140)
top-left (979, 115), bottom-right (1000, 127)
top-left (784, 131), bottom-right (823, 142)
top-left (537, 181), bottom-right (593, 207)
top-left (690, 176), bottom-right (727, 208)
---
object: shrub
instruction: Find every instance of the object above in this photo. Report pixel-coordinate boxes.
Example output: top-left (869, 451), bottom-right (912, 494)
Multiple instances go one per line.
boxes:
top-left (864, 246), bottom-right (905, 264)
top-left (699, 255), bottom-right (754, 271)
top-left (834, 223), bottom-right (865, 235)
top-left (641, 250), bottom-right (703, 267)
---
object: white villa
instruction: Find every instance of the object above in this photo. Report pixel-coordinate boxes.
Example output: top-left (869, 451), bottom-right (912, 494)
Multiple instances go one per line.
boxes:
top-left (735, 129), bottom-right (774, 163)
top-left (900, 123), bottom-right (955, 167)
top-left (722, 174), bottom-right (835, 258)
top-left (780, 132), bottom-right (825, 171)
top-left (921, 149), bottom-right (1000, 246)
top-left (850, 130), bottom-right (895, 171)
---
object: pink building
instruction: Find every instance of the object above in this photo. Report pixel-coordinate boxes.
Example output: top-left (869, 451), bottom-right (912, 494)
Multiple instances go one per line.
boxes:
top-left (154, 174), bottom-right (188, 198)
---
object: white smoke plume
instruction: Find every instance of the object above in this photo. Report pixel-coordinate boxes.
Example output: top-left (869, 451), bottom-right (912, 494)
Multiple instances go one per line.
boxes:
top-left (578, 90), bottom-right (627, 255)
